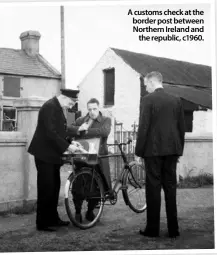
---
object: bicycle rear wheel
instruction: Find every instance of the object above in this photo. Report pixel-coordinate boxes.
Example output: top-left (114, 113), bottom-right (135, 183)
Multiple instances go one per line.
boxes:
top-left (65, 167), bottom-right (105, 229)
top-left (122, 162), bottom-right (146, 213)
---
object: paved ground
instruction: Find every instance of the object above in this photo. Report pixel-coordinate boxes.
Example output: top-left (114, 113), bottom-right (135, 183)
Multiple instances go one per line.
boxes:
top-left (0, 187), bottom-right (214, 252)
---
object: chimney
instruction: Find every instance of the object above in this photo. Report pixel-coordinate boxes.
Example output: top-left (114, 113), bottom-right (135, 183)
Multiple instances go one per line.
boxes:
top-left (20, 30), bottom-right (41, 57)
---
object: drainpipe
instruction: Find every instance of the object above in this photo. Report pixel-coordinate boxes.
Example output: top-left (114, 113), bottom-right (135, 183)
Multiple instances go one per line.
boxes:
top-left (61, 6), bottom-right (66, 89)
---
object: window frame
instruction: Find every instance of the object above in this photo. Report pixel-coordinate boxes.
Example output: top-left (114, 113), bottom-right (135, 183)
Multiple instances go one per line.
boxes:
top-left (2, 75), bottom-right (23, 98)
top-left (183, 110), bottom-right (193, 133)
top-left (0, 106), bottom-right (18, 131)
top-left (103, 68), bottom-right (115, 107)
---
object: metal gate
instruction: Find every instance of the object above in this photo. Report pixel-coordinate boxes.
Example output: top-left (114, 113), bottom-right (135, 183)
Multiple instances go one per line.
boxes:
top-left (112, 119), bottom-right (140, 180)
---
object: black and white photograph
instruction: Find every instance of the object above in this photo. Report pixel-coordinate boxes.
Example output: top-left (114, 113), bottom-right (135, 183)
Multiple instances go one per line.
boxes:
top-left (0, 0), bottom-right (215, 253)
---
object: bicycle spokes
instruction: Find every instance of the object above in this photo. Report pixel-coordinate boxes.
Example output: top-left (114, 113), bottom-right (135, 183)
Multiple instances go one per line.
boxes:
top-left (122, 164), bottom-right (147, 213)
top-left (65, 168), bottom-right (104, 229)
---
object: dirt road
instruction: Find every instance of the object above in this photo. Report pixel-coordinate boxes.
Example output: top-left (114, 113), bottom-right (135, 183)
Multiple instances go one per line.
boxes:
top-left (0, 187), bottom-right (214, 252)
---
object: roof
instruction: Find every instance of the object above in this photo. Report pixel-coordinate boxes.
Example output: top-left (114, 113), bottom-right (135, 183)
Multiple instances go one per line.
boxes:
top-left (163, 84), bottom-right (212, 109)
top-left (111, 48), bottom-right (211, 88)
top-left (0, 48), bottom-right (61, 79)
top-left (111, 47), bottom-right (212, 109)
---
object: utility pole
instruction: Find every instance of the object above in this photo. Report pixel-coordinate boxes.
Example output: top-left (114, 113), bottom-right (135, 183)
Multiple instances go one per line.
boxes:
top-left (60, 6), bottom-right (66, 89)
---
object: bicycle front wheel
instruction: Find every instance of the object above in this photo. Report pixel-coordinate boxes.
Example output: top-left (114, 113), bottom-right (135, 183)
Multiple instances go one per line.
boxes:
top-left (122, 162), bottom-right (146, 213)
top-left (65, 167), bottom-right (105, 229)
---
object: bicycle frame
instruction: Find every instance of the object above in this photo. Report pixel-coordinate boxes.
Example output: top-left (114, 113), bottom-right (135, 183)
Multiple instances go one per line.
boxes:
top-left (64, 138), bottom-right (142, 200)
top-left (64, 139), bottom-right (146, 229)
top-left (100, 140), bottom-right (135, 195)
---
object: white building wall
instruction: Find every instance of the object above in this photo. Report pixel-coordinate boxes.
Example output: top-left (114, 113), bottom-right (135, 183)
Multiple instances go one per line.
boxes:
top-left (78, 48), bottom-right (141, 143)
top-left (177, 133), bottom-right (213, 178)
top-left (193, 110), bottom-right (212, 134)
top-left (0, 75), bottom-right (61, 100)
top-left (21, 77), bottom-right (61, 99)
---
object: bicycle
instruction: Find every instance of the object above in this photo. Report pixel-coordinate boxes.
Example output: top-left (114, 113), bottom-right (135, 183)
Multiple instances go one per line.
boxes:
top-left (62, 138), bottom-right (146, 229)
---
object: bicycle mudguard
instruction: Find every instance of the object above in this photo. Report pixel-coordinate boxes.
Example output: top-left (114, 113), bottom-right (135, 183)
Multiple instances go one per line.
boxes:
top-left (122, 161), bottom-right (144, 206)
top-left (64, 173), bottom-right (74, 199)
top-left (122, 163), bottom-right (147, 213)
top-left (122, 169), bottom-right (130, 206)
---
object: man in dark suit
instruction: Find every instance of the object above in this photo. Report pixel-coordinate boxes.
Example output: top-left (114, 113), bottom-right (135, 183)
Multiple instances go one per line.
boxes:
top-left (28, 92), bottom-right (82, 231)
top-left (135, 71), bottom-right (185, 238)
top-left (67, 98), bottom-right (112, 222)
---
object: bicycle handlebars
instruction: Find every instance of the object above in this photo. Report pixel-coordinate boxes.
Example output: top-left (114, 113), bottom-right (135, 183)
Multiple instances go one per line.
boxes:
top-left (107, 138), bottom-right (132, 147)
top-left (62, 138), bottom-right (133, 161)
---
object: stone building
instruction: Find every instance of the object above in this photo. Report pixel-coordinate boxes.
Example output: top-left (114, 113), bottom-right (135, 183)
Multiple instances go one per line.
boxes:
top-left (0, 30), bottom-right (61, 131)
top-left (0, 31), bottom-right (62, 211)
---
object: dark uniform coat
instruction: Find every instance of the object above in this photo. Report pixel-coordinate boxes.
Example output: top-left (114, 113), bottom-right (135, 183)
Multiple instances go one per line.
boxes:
top-left (28, 96), bottom-right (71, 227)
top-left (28, 96), bottom-right (69, 164)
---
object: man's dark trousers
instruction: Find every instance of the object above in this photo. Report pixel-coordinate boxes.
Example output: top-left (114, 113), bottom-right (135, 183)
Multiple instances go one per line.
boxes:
top-left (144, 155), bottom-right (179, 236)
top-left (35, 158), bottom-right (62, 227)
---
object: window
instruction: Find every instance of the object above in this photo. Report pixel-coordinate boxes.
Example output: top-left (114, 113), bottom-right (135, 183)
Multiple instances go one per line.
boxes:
top-left (139, 76), bottom-right (149, 124)
top-left (184, 111), bottom-right (193, 132)
top-left (0, 106), bottom-right (17, 131)
top-left (103, 68), bottom-right (115, 106)
top-left (180, 98), bottom-right (198, 133)
top-left (3, 76), bottom-right (21, 97)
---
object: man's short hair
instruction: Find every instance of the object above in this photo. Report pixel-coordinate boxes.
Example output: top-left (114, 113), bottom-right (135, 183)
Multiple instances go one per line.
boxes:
top-left (87, 98), bottom-right (100, 106)
top-left (145, 71), bottom-right (163, 83)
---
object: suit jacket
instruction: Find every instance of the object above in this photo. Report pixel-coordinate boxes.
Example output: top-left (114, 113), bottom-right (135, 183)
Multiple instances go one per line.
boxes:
top-left (28, 97), bottom-right (70, 164)
top-left (66, 112), bottom-right (111, 155)
top-left (135, 88), bottom-right (185, 158)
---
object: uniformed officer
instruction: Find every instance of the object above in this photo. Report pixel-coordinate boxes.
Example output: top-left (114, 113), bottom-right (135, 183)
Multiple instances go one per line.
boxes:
top-left (28, 92), bottom-right (81, 231)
